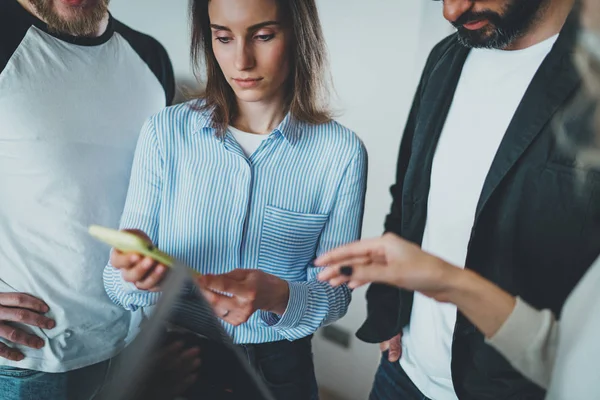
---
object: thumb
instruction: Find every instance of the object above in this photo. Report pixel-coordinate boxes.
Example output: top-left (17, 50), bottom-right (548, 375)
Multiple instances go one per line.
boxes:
top-left (379, 340), bottom-right (390, 352)
top-left (388, 334), bottom-right (402, 362)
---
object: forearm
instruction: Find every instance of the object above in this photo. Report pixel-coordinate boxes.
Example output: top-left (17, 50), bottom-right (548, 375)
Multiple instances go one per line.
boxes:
top-left (441, 268), bottom-right (516, 338)
top-left (440, 268), bottom-right (558, 388)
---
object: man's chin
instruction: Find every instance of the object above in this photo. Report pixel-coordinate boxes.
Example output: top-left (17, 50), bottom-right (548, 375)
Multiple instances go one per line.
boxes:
top-left (30, 0), bottom-right (109, 37)
top-left (457, 27), bottom-right (511, 49)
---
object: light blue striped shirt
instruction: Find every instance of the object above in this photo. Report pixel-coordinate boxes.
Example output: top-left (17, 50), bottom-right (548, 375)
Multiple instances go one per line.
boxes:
top-left (103, 100), bottom-right (368, 344)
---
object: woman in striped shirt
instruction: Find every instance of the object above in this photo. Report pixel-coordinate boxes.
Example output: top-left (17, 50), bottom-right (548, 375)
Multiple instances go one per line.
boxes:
top-left (103, 0), bottom-right (367, 398)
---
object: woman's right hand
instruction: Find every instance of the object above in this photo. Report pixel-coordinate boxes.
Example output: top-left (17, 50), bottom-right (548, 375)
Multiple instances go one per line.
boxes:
top-left (315, 232), bottom-right (460, 302)
top-left (109, 229), bottom-right (169, 291)
top-left (317, 233), bottom-right (517, 340)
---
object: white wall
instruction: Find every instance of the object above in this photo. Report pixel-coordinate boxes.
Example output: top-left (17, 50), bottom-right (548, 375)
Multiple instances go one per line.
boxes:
top-left (109, 1), bottom-right (450, 399)
top-left (110, 1), bottom-right (196, 95)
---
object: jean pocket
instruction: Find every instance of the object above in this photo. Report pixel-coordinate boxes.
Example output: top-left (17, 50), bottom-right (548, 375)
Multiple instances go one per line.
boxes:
top-left (258, 205), bottom-right (328, 280)
top-left (257, 352), bottom-right (313, 400)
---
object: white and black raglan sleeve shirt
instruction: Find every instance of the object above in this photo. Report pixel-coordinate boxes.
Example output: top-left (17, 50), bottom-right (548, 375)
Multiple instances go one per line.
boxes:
top-left (0, 0), bottom-right (175, 104)
top-left (0, 0), bottom-right (175, 373)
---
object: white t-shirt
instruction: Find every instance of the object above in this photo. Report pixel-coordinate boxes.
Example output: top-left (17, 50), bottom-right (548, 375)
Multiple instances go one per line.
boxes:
top-left (229, 125), bottom-right (269, 157)
top-left (399, 34), bottom-right (558, 400)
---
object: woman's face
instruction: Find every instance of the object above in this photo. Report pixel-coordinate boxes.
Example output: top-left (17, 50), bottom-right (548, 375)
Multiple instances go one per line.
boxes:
top-left (208, 0), bottom-right (291, 105)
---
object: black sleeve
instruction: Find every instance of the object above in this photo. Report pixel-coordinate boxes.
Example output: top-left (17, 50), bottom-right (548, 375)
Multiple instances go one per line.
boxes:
top-left (356, 35), bottom-right (457, 344)
top-left (113, 19), bottom-right (176, 106)
top-left (0, 0), bottom-right (33, 76)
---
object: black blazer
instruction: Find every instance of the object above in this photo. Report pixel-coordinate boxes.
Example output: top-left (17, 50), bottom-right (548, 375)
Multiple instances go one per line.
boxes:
top-left (357, 13), bottom-right (600, 400)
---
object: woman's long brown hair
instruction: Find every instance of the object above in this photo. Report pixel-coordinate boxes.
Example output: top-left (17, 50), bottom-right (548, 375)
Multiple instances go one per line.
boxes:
top-left (190, 0), bottom-right (333, 135)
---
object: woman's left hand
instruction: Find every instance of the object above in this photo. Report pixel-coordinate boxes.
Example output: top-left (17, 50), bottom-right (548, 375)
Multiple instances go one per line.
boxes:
top-left (196, 270), bottom-right (290, 326)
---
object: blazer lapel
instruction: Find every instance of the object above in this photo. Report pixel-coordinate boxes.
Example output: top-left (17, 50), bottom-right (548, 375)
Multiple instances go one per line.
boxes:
top-left (411, 44), bottom-right (470, 200)
top-left (474, 15), bottom-right (581, 223)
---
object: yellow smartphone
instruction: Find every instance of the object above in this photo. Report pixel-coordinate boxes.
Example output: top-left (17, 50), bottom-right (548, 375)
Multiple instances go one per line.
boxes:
top-left (88, 225), bottom-right (174, 266)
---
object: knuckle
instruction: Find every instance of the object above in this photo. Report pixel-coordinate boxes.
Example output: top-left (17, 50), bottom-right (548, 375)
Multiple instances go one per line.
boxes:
top-left (7, 328), bottom-right (22, 343)
top-left (142, 278), bottom-right (155, 289)
top-left (112, 254), bottom-right (126, 266)
top-left (13, 293), bottom-right (27, 305)
top-left (130, 268), bottom-right (144, 282)
top-left (34, 316), bottom-right (47, 327)
top-left (130, 269), bottom-right (143, 281)
top-left (0, 348), bottom-right (11, 360)
top-left (14, 309), bottom-right (28, 322)
top-left (206, 297), bottom-right (217, 306)
top-left (122, 270), bottom-right (132, 280)
top-left (239, 298), bottom-right (251, 309)
top-left (25, 335), bottom-right (38, 347)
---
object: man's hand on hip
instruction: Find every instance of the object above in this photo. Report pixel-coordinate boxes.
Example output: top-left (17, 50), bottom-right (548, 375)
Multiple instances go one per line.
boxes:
top-left (0, 293), bottom-right (56, 361)
top-left (380, 333), bottom-right (402, 362)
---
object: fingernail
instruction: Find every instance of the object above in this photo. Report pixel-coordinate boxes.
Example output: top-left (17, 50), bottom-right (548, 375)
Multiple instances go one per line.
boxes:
top-left (16, 354), bottom-right (24, 361)
top-left (340, 266), bottom-right (353, 276)
top-left (46, 321), bottom-right (55, 329)
top-left (37, 339), bottom-right (45, 348)
top-left (155, 266), bottom-right (164, 274)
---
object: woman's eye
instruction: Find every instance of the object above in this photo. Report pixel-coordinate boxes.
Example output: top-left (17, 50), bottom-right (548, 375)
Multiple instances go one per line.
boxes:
top-left (215, 37), bottom-right (232, 44)
top-left (255, 34), bottom-right (275, 42)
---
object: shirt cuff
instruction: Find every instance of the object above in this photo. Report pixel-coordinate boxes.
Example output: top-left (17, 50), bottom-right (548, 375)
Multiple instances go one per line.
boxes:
top-left (260, 281), bottom-right (309, 329)
top-left (112, 265), bottom-right (147, 311)
top-left (486, 297), bottom-right (550, 361)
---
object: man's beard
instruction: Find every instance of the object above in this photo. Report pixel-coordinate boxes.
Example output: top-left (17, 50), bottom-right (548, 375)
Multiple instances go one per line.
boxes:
top-left (453, 0), bottom-right (549, 49)
top-left (29, 0), bottom-right (110, 37)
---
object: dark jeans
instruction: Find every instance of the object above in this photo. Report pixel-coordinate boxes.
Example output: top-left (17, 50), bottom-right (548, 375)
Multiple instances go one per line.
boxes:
top-left (0, 360), bottom-right (111, 400)
top-left (172, 333), bottom-right (318, 400)
top-left (369, 352), bottom-right (430, 400)
top-left (239, 336), bottom-right (319, 400)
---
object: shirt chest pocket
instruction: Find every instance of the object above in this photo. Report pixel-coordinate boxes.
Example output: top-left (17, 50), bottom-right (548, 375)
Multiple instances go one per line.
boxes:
top-left (258, 205), bottom-right (328, 281)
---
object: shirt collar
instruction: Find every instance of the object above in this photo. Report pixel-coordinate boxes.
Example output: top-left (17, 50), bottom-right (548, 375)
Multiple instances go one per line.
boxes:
top-left (272, 112), bottom-right (302, 145)
top-left (191, 103), bottom-right (302, 145)
top-left (191, 103), bottom-right (214, 133)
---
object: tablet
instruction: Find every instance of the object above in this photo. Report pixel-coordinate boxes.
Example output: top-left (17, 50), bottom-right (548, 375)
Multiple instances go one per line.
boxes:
top-left (96, 263), bottom-right (275, 400)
